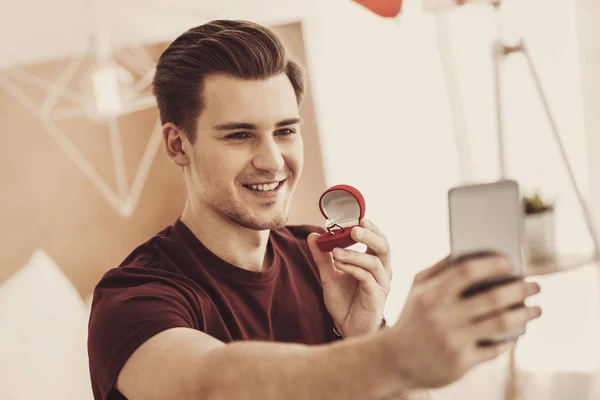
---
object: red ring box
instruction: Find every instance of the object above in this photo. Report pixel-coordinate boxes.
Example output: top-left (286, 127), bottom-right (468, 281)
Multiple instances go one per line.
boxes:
top-left (316, 184), bottom-right (366, 252)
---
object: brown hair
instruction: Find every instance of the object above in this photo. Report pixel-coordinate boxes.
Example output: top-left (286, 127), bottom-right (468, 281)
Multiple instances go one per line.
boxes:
top-left (152, 20), bottom-right (306, 143)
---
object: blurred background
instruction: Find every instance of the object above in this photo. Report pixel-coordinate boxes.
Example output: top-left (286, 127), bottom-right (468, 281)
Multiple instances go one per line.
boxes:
top-left (1, 0), bottom-right (599, 398)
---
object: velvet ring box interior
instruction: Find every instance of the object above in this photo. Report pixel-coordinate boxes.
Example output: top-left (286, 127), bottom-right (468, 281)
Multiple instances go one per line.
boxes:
top-left (316, 184), bottom-right (366, 252)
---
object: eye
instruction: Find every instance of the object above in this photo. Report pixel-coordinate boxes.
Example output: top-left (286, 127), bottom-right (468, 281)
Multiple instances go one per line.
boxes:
top-left (225, 132), bottom-right (251, 140)
top-left (275, 128), bottom-right (297, 136)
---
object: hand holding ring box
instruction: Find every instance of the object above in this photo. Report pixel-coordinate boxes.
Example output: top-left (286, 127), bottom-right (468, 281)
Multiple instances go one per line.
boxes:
top-left (316, 184), bottom-right (366, 252)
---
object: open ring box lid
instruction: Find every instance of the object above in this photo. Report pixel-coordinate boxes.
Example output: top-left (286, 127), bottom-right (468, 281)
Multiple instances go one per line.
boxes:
top-left (316, 184), bottom-right (366, 252)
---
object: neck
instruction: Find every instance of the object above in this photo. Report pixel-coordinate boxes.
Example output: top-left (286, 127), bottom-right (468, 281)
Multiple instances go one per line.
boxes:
top-left (180, 199), bottom-right (272, 273)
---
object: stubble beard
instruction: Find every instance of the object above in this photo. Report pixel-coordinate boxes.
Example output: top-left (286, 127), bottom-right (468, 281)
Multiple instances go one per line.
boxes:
top-left (206, 183), bottom-right (293, 231)
top-left (225, 194), bottom-right (292, 231)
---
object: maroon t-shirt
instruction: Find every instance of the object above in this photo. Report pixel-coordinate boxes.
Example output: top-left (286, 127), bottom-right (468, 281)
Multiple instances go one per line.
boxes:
top-left (87, 219), bottom-right (336, 400)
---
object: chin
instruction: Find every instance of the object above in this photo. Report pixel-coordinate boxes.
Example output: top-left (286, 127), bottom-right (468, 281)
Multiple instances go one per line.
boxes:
top-left (253, 212), bottom-right (290, 230)
top-left (231, 208), bottom-right (290, 231)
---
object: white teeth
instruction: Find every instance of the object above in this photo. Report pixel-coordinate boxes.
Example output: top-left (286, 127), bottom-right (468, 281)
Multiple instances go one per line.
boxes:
top-left (247, 181), bottom-right (281, 191)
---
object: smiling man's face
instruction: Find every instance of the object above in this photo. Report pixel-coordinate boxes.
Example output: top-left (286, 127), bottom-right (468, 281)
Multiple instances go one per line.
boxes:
top-left (185, 73), bottom-right (304, 230)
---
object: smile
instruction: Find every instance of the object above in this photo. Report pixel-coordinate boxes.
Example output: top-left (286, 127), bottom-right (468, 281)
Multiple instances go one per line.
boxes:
top-left (242, 179), bottom-right (286, 197)
top-left (243, 181), bottom-right (282, 191)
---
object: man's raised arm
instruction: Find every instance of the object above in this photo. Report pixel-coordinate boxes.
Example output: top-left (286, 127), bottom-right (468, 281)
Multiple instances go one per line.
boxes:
top-left (117, 326), bottom-right (407, 400)
top-left (116, 254), bottom-right (541, 400)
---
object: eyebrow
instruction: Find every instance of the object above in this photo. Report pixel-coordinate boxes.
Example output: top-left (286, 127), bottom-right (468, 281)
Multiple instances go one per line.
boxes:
top-left (213, 117), bottom-right (303, 131)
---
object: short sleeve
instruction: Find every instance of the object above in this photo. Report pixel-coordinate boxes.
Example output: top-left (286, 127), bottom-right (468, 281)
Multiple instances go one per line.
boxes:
top-left (88, 268), bottom-right (196, 400)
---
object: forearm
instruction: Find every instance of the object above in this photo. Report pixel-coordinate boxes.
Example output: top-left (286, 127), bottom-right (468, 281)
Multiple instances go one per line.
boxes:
top-left (198, 333), bottom-right (411, 400)
top-left (339, 327), bottom-right (431, 400)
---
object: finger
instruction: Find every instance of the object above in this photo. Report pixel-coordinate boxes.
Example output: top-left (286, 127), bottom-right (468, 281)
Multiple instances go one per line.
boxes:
top-left (471, 339), bottom-right (517, 365)
top-left (333, 260), bottom-right (382, 297)
top-left (413, 255), bottom-right (451, 284)
top-left (307, 233), bottom-right (336, 279)
top-left (332, 248), bottom-right (390, 292)
top-left (472, 305), bottom-right (542, 340)
top-left (360, 218), bottom-right (387, 240)
top-left (360, 219), bottom-right (392, 276)
top-left (438, 254), bottom-right (514, 299)
top-left (449, 250), bottom-right (507, 267)
top-left (350, 226), bottom-right (391, 269)
top-left (460, 280), bottom-right (541, 322)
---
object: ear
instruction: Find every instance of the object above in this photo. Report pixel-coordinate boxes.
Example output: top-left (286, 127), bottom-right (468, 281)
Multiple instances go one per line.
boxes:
top-left (163, 123), bottom-right (191, 167)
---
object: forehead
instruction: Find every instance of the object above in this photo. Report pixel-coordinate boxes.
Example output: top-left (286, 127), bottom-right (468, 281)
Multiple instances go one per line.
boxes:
top-left (200, 73), bottom-right (299, 125)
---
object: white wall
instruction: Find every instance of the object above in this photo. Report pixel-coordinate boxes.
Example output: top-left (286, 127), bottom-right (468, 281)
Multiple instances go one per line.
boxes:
top-left (302, 0), bottom-right (596, 322)
top-left (575, 0), bottom-right (600, 242)
top-left (301, 0), bottom-right (597, 373)
top-left (434, 0), bottom-right (594, 257)
top-left (303, 0), bottom-right (461, 321)
top-left (1, 0), bottom-right (309, 68)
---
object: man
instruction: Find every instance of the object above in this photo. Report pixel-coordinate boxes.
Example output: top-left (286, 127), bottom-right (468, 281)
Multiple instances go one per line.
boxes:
top-left (87, 20), bottom-right (542, 400)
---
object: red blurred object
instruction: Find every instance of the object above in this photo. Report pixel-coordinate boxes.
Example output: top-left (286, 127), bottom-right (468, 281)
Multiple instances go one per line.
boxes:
top-left (353, 0), bottom-right (403, 18)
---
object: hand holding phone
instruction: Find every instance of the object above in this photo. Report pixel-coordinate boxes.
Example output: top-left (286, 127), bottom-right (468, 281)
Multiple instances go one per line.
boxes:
top-left (384, 253), bottom-right (541, 389)
top-left (448, 180), bottom-right (532, 345)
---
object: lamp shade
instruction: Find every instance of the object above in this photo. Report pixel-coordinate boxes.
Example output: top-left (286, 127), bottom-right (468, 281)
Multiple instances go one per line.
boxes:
top-left (353, 0), bottom-right (403, 17)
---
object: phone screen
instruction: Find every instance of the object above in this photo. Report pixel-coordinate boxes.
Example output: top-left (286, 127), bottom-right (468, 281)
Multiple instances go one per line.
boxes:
top-left (448, 179), bottom-right (526, 344)
top-left (448, 179), bottom-right (524, 276)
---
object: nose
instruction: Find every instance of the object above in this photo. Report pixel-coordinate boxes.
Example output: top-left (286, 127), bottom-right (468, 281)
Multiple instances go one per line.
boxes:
top-left (252, 137), bottom-right (285, 173)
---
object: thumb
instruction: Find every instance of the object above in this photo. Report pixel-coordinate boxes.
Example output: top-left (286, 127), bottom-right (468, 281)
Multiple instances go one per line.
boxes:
top-left (307, 232), bottom-right (335, 278)
top-left (413, 255), bottom-right (451, 284)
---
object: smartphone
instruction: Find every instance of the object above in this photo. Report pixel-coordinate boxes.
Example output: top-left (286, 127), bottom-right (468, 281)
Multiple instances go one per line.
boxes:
top-left (448, 179), bottom-right (527, 345)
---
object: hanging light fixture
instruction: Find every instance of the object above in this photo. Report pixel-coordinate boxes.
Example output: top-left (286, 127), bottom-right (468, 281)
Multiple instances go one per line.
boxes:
top-left (87, 0), bottom-right (125, 119)
top-left (90, 64), bottom-right (124, 117)
top-left (84, 0), bottom-right (154, 120)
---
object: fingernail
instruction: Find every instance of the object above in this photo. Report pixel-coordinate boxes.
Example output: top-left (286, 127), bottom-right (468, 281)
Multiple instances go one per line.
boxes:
top-left (530, 283), bottom-right (541, 294)
top-left (363, 219), bottom-right (371, 229)
top-left (355, 228), bottom-right (363, 239)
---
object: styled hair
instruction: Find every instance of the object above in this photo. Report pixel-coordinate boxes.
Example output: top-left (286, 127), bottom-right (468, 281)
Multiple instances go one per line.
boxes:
top-left (152, 20), bottom-right (306, 143)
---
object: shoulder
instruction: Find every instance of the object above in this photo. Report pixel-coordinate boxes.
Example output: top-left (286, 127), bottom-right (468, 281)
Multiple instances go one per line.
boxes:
top-left (103, 220), bottom-right (193, 285)
top-left (91, 221), bottom-right (199, 320)
top-left (273, 224), bottom-right (325, 254)
top-left (272, 224), bottom-right (325, 277)
top-left (116, 223), bottom-right (179, 269)
top-left (91, 266), bottom-right (199, 331)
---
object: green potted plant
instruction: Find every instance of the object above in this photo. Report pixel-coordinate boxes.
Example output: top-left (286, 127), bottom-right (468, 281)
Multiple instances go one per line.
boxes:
top-left (523, 191), bottom-right (556, 262)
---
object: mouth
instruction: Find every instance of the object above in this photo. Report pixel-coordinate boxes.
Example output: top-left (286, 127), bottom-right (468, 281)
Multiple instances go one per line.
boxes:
top-left (242, 179), bottom-right (286, 197)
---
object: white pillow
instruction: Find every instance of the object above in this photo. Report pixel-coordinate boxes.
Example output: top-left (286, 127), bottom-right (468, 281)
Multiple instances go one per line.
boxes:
top-left (0, 250), bottom-right (94, 400)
